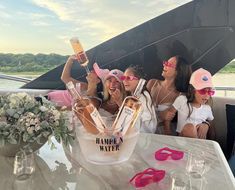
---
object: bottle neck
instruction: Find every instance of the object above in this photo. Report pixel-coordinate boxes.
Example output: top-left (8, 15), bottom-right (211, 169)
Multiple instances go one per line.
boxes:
top-left (133, 78), bottom-right (146, 97)
top-left (66, 81), bottom-right (82, 100)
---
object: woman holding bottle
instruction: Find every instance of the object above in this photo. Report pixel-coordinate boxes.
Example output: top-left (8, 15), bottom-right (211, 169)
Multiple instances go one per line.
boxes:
top-left (121, 65), bottom-right (158, 133)
top-left (58, 55), bottom-right (126, 115)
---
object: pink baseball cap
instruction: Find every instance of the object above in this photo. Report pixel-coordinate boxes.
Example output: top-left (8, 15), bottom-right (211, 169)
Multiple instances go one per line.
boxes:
top-left (189, 68), bottom-right (213, 90)
top-left (105, 69), bottom-right (124, 83)
top-left (93, 62), bottom-right (110, 82)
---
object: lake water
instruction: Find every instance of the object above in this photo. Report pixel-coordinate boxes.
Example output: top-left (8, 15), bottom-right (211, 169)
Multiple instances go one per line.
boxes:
top-left (0, 73), bottom-right (235, 97)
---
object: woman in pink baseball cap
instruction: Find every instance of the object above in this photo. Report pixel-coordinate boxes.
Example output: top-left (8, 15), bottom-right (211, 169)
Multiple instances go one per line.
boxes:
top-left (49, 55), bottom-right (125, 115)
top-left (166, 68), bottom-right (215, 139)
top-left (48, 55), bottom-right (103, 109)
top-left (94, 66), bottom-right (126, 115)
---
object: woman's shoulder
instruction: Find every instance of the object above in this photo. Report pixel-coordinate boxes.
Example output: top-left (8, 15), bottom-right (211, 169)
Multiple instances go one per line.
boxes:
top-left (147, 79), bottom-right (161, 90)
top-left (175, 94), bottom-right (187, 102)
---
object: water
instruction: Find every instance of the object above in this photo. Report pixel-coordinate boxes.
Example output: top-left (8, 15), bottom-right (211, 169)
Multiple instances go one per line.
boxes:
top-left (1, 73), bottom-right (235, 97)
top-left (212, 73), bottom-right (235, 97)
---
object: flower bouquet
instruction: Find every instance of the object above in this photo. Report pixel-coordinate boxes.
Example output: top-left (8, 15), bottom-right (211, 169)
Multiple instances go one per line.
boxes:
top-left (0, 92), bottom-right (74, 156)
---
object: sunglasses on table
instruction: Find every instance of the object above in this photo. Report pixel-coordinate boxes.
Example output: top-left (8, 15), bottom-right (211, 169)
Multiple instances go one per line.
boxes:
top-left (155, 147), bottom-right (184, 161)
top-left (196, 89), bottom-right (215, 96)
top-left (120, 75), bottom-right (139, 81)
top-left (163, 60), bottom-right (177, 69)
top-left (129, 167), bottom-right (165, 188)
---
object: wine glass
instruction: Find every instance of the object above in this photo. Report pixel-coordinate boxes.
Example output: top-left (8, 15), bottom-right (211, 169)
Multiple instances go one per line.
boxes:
top-left (70, 37), bottom-right (90, 74)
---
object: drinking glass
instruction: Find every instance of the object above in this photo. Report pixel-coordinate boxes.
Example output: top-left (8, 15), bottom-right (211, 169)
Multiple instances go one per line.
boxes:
top-left (170, 170), bottom-right (190, 190)
top-left (13, 148), bottom-right (35, 180)
top-left (186, 151), bottom-right (206, 178)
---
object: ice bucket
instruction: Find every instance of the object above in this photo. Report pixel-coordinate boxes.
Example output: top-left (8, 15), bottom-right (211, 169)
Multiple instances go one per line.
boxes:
top-left (76, 125), bottom-right (139, 165)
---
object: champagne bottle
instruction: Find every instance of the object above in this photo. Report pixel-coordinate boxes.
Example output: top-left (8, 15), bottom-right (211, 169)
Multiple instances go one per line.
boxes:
top-left (66, 81), bottom-right (106, 134)
top-left (70, 37), bottom-right (90, 73)
top-left (112, 79), bottom-right (146, 135)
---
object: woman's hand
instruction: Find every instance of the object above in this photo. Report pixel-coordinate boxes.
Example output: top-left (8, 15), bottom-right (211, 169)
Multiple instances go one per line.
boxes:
top-left (159, 109), bottom-right (176, 121)
top-left (196, 123), bottom-right (209, 139)
top-left (86, 72), bottom-right (100, 85)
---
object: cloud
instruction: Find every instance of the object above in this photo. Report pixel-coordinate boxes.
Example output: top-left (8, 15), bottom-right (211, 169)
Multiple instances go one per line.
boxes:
top-left (0, 4), bottom-right (11, 19)
top-left (32, 0), bottom-right (79, 21)
top-left (31, 0), bottom-right (192, 48)
top-left (32, 21), bottom-right (50, 26)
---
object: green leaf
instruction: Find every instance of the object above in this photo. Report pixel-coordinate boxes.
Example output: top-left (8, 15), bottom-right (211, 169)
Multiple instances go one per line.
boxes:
top-left (8, 137), bottom-right (18, 144)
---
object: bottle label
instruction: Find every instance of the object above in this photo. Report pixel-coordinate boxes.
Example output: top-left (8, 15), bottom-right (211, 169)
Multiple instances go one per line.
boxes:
top-left (113, 106), bottom-right (135, 135)
top-left (76, 51), bottom-right (88, 65)
top-left (90, 108), bottom-right (106, 132)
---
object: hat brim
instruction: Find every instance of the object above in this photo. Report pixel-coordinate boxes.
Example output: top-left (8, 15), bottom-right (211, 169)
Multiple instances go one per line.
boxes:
top-left (93, 63), bottom-right (110, 82)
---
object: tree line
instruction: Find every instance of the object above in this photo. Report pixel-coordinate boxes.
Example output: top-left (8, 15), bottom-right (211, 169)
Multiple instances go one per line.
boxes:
top-left (0, 53), bottom-right (234, 73)
top-left (0, 53), bottom-right (68, 73)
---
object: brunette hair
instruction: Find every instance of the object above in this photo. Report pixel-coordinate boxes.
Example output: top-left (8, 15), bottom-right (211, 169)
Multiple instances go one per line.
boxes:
top-left (186, 84), bottom-right (213, 118)
top-left (174, 55), bottom-right (192, 93)
top-left (125, 65), bottom-right (154, 114)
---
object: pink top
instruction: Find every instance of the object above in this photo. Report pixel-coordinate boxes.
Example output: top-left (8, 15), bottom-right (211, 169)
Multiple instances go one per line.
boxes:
top-left (48, 90), bottom-right (72, 107)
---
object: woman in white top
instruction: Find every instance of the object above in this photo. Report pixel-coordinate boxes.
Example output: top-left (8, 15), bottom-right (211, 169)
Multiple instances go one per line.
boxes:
top-left (147, 55), bottom-right (192, 135)
top-left (121, 65), bottom-right (157, 133)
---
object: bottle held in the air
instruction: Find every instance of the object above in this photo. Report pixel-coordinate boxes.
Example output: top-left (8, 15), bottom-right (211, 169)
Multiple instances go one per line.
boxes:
top-left (70, 37), bottom-right (90, 73)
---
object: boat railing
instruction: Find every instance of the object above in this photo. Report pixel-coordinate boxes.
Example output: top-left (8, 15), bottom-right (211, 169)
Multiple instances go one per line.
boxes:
top-left (0, 73), bottom-right (32, 83)
top-left (0, 74), bottom-right (235, 97)
top-left (215, 86), bottom-right (235, 97)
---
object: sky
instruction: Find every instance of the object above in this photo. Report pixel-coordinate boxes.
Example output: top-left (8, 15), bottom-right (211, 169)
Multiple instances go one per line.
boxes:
top-left (0, 0), bottom-right (191, 55)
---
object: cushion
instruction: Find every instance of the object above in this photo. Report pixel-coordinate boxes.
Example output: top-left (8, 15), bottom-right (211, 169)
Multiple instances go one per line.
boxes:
top-left (226, 104), bottom-right (235, 159)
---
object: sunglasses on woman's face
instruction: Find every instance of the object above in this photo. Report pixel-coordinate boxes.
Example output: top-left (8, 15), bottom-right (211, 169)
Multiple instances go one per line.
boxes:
top-left (120, 75), bottom-right (139, 81)
top-left (196, 89), bottom-right (215, 96)
top-left (163, 61), bottom-right (176, 69)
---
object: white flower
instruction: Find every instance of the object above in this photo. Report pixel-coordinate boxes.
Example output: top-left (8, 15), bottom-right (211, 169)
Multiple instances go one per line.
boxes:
top-left (0, 92), bottom-right (74, 146)
top-left (40, 106), bottom-right (48, 112)
top-left (27, 127), bottom-right (34, 134)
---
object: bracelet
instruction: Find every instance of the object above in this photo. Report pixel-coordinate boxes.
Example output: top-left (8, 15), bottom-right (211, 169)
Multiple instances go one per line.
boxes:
top-left (202, 121), bottom-right (210, 128)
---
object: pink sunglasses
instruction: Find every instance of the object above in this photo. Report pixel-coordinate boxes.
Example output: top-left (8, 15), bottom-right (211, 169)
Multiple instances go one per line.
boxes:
top-left (163, 60), bottom-right (176, 69)
top-left (155, 147), bottom-right (184, 161)
top-left (129, 168), bottom-right (165, 188)
top-left (196, 89), bottom-right (215, 96)
top-left (120, 75), bottom-right (139, 81)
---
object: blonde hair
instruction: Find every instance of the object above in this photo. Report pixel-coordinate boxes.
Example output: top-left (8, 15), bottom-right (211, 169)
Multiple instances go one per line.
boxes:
top-left (103, 78), bottom-right (126, 102)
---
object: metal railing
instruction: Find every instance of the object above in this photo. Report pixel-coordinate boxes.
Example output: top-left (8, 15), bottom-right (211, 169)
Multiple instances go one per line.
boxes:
top-left (0, 74), bottom-right (235, 97)
top-left (215, 86), bottom-right (235, 97)
top-left (0, 74), bottom-right (32, 83)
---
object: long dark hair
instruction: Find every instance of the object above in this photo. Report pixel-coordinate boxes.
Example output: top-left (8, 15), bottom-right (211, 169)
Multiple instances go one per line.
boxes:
top-left (174, 55), bottom-right (192, 93)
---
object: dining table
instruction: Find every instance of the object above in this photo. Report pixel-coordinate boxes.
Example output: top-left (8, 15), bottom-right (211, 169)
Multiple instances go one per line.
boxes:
top-left (0, 133), bottom-right (234, 190)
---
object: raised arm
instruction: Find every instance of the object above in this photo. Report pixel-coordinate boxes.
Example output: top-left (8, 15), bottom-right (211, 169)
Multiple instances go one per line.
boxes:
top-left (61, 55), bottom-right (87, 91)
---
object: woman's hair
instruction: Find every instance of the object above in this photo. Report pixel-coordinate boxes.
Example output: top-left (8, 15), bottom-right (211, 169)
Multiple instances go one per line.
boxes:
top-left (125, 65), bottom-right (148, 95)
top-left (174, 55), bottom-right (192, 93)
top-left (103, 77), bottom-right (126, 102)
top-left (186, 84), bottom-right (213, 118)
top-left (125, 65), bottom-right (154, 122)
